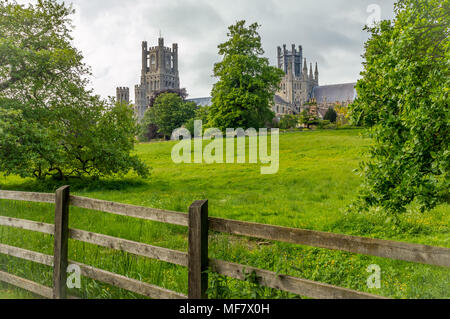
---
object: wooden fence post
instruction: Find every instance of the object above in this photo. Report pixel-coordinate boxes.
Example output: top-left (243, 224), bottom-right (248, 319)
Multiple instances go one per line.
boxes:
top-left (53, 185), bottom-right (70, 299)
top-left (188, 200), bottom-right (208, 299)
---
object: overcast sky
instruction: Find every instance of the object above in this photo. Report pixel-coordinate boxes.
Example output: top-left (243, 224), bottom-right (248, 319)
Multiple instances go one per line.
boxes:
top-left (21, 0), bottom-right (396, 100)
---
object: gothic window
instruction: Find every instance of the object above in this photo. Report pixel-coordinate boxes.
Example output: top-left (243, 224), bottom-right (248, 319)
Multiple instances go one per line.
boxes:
top-left (166, 54), bottom-right (172, 69)
top-left (150, 54), bottom-right (156, 68)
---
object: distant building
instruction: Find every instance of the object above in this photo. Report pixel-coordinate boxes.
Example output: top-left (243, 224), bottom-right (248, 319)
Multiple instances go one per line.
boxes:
top-left (116, 37), bottom-right (180, 121)
top-left (274, 43), bottom-right (356, 119)
top-left (116, 38), bottom-right (357, 122)
top-left (312, 83), bottom-right (357, 118)
top-left (273, 44), bottom-right (317, 117)
top-left (116, 87), bottom-right (130, 104)
top-left (186, 97), bottom-right (212, 107)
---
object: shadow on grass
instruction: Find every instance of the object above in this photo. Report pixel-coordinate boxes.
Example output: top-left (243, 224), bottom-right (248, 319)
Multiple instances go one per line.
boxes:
top-left (0, 176), bottom-right (149, 193)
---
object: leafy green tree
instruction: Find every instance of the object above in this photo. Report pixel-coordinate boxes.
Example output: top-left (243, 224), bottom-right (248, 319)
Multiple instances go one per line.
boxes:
top-left (139, 88), bottom-right (188, 141)
top-left (142, 93), bottom-right (197, 139)
top-left (350, 0), bottom-right (449, 213)
top-left (0, 0), bottom-right (148, 180)
top-left (299, 109), bottom-right (320, 129)
top-left (279, 114), bottom-right (298, 129)
top-left (208, 20), bottom-right (285, 131)
top-left (184, 105), bottom-right (210, 136)
top-left (323, 108), bottom-right (337, 123)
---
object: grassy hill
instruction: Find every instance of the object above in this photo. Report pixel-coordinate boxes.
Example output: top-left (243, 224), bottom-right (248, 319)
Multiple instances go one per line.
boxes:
top-left (0, 129), bottom-right (448, 299)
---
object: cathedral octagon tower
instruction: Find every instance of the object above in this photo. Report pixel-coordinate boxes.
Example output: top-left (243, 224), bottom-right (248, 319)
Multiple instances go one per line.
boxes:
top-left (134, 37), bottom-right (180, 120)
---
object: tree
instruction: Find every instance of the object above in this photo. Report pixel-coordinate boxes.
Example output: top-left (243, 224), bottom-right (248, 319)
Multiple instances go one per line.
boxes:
top-left (349, 0), bottom-right (449, 213)
top-left (207, 20), bottom-right (285, 132)
top-left (279, 114), bottom-right (298, 129)
top-left (148, 88), bottom-right (188, 108)
top-left (334, 104), bottom-right (349, 127)
top-left (142, 93), bottom-right (197, 139)
top-left (0, 0), bottom-right (148, 180)
top-left (140, 88), bottom-right (188, 141)
top-left (323, 108), bottom-right (337, 123)
top-left (299, 109), bottom-right (320, 129)
top-left (184, 105), bottom-right (210, 136)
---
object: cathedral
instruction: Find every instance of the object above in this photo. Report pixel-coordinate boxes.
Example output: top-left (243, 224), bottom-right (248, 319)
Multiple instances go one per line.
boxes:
top-left (116, 37), bottom-right (357, 121)
top-left (272, 43), bottom-right (356, 118)
top-left (116, 37), bottom-right (180, 121)
top-left (273, 44), bottom-right (318, 116)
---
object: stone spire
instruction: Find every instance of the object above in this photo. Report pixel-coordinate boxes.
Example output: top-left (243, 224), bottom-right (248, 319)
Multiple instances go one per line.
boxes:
top-left (309, 63), bottom-right (313, 80)
top-left (315, 62), bottom-right (319, 83)
top-left (303, 58), bottom-right (308, 80)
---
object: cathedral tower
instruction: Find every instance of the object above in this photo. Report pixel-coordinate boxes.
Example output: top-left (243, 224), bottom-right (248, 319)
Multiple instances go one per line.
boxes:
top-left (276, 43), bottom-right (319, 113)
top-left (116, 87), bottom-right (130, 104)
top-left (134, 37), bottom-right (180, 120)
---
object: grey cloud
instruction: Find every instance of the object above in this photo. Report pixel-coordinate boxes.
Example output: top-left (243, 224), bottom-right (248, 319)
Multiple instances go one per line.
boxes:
top-left (17, 0), bottom-right (397, 98)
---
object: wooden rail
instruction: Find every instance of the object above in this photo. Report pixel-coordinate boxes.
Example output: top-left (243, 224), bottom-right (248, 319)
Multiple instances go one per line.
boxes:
top-left (1, 188), bottom-right (449, 299)
top-left (208, 218), bottom-right (450, 268)
top-left (70, 195), bottom-right (188, 227)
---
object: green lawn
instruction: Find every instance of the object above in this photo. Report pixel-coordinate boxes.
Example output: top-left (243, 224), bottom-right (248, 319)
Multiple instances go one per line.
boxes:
top-left (0, 129), bottom-right (448, 299)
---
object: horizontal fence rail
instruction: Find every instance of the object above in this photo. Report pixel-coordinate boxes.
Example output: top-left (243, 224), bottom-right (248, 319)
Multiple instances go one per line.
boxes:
top-left (0, 190), bottom-right (55, 204)
top-left (0, 271), bottom-right (53, 299)
top-left (209, 259), bottom-right (386, 299)
top-left (70, 195), bottom-right (189, 227)
top-left (1, 188), bottom-right (449, 300)
top-left (208, 218), bottom-right (450, 268)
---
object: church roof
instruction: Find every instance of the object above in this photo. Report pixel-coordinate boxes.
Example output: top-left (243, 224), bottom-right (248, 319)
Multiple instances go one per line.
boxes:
top-left (274, 94), bottom-right (289, 105)
top-left (313, 83), bottom-right (357, 104)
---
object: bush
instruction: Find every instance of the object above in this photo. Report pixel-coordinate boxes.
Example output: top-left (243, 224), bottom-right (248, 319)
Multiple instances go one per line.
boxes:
top-left (323, 108), bottom-right (337, 123)
top-left (279, 115), bottom-right (298, 129)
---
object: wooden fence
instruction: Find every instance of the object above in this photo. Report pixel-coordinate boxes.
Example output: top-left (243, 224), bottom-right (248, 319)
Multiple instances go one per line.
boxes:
top-left (0, 186), bottom-right (449, 299)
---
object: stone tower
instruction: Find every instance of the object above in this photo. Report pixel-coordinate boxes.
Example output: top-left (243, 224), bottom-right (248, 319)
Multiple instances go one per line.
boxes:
top-left (116, 87), bottom-right (130, 104)
top-left (134, 37), bottom-right (180, 120)
top-left (276, 43), bottom-right (318, 112)
top-left (278, 44), bottom-right (303, 77)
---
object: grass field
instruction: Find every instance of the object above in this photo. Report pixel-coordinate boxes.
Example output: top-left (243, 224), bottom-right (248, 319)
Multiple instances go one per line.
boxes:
top-left (0, 129), bottom-right (449, 299)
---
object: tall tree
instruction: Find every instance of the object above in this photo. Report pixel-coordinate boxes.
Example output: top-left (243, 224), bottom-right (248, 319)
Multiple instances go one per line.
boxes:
top-left (0, 0), bottom-right (148, 180)
top-left (208, 20), bottom-right (284, 131)
top-left (350, 0), bottom-right (449, 213)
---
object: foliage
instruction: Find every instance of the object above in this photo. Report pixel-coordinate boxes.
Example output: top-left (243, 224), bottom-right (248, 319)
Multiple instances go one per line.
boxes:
top-left (350, 0), bottom-right (449, 213)
top-left (279, 114), bottom-right (298, 129)
top-left (0, 0), bottom-right (148, 180)
top-left (184, 105), bottom-right (210, 136)
top-left (141, 93), bottom-right (197, 139)
top-left (148, 88), bottom-right (187, 107)
top-left (334, 104), bottom-right (349, 127)
top-left (207, 20), bottom-right (285, 131)
top-left (323, 108), bottom-right (337, 123)
top-left (318, 120), bottom-right (331, 129)
top-left (139, 88), bottom-right (188, 141)
top-left (298, 109), bottom-right (320, 129)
